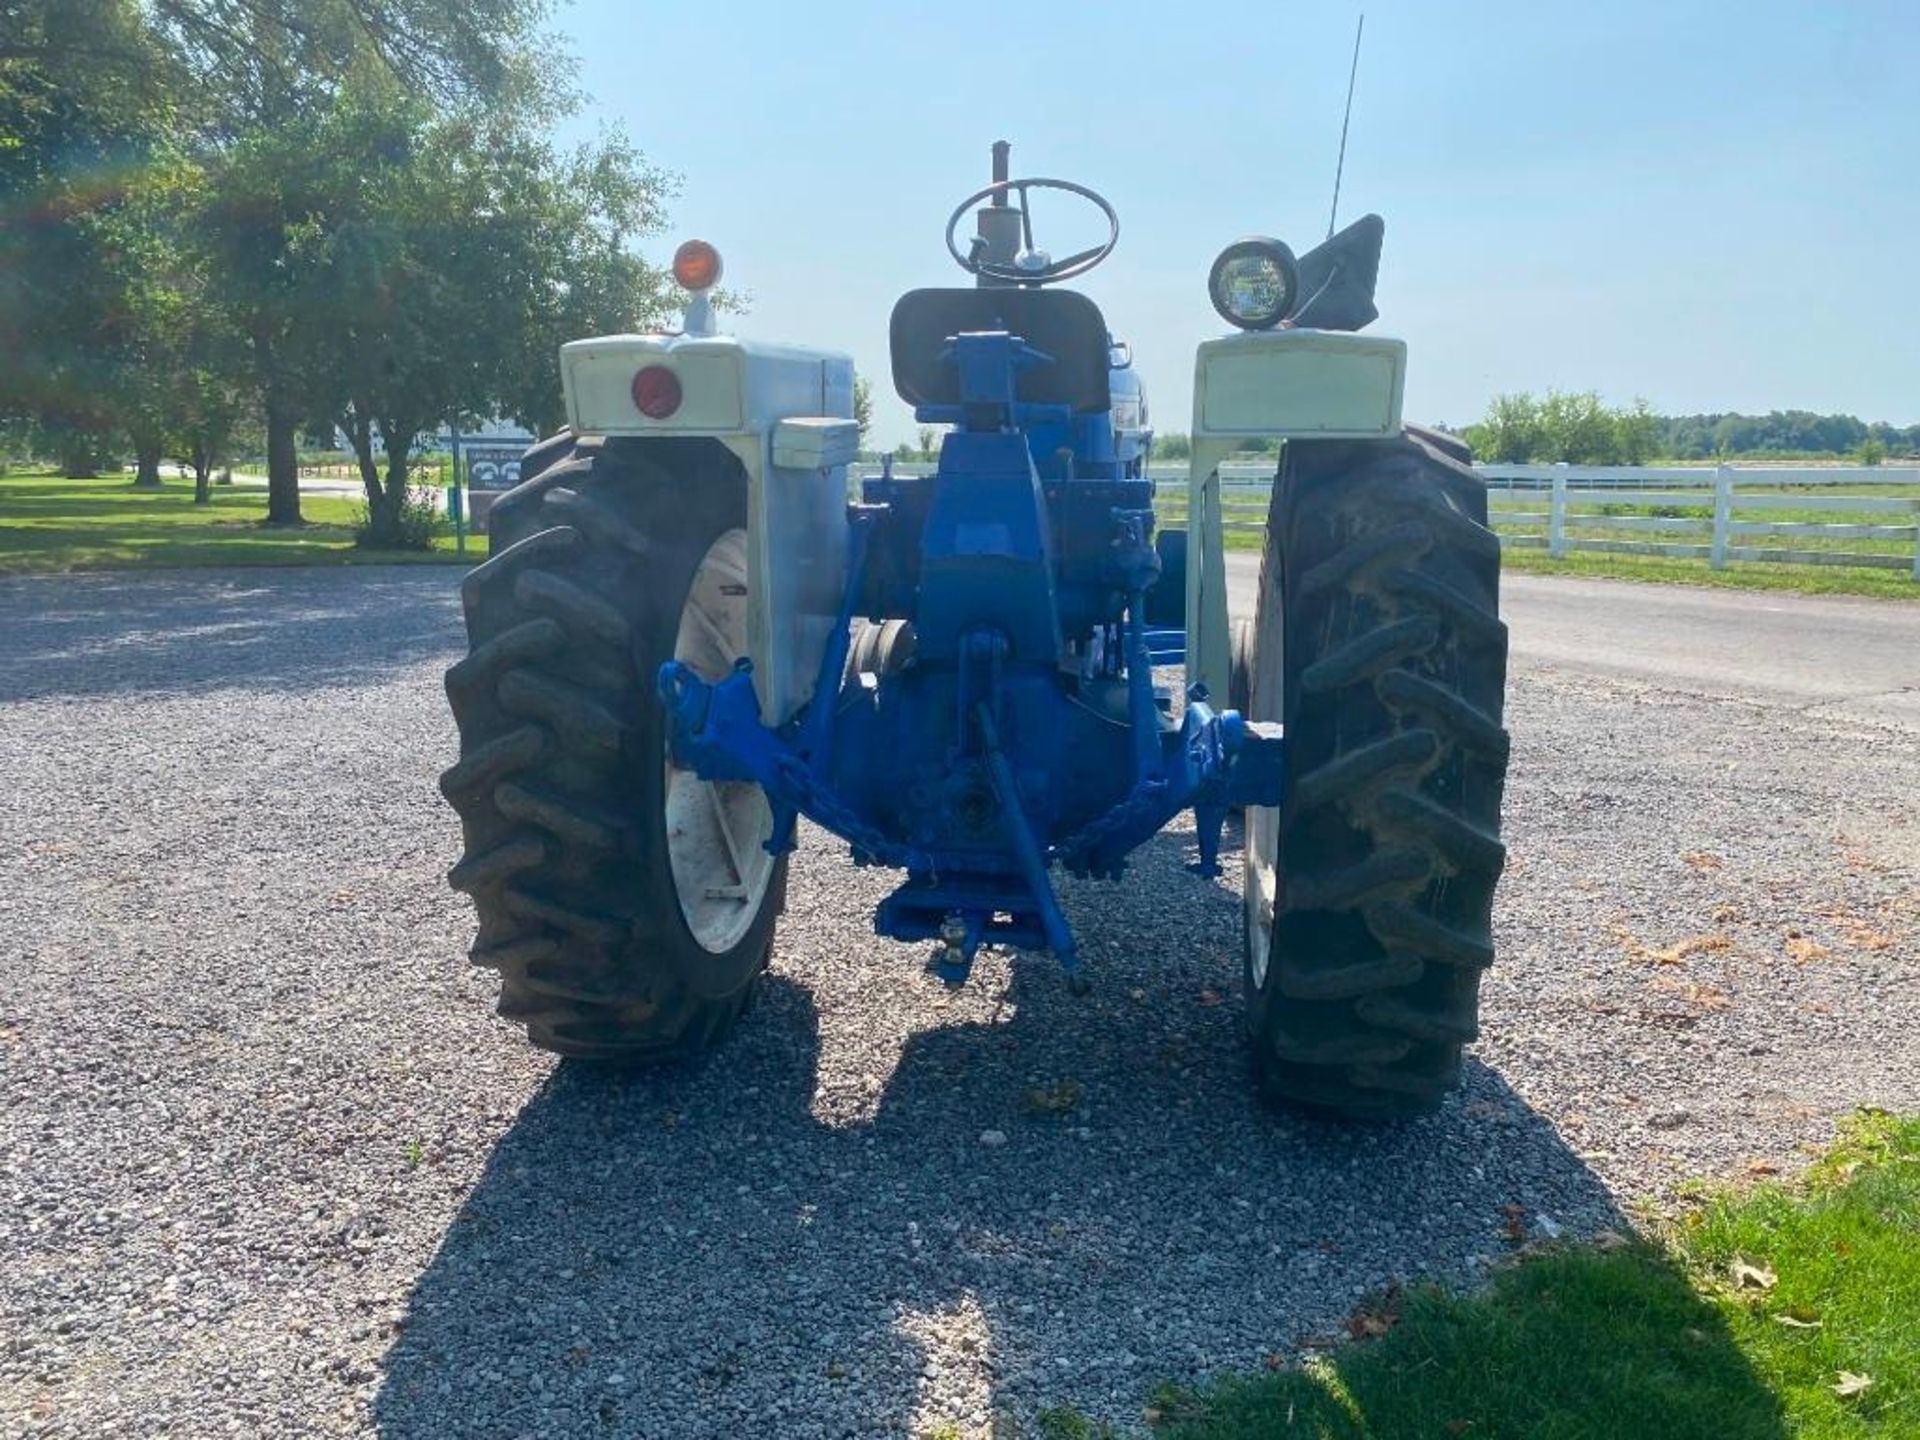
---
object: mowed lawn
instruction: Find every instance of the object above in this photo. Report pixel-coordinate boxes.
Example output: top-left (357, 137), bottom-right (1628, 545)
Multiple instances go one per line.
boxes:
top-left (1159, 483), bottom-right (1920, 600)
top-left (0, 471), bottom-right (486, 573)
top-left (1098, 1112), bottom-right (1918, 1440)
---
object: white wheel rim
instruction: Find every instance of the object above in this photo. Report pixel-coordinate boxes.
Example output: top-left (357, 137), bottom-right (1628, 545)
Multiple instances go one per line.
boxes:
top-left (1247, 819), bottom-right (1276, 989)
top-left (1245, 552), bottom-right (1285, 991)
top-left (665, 529), bottom-right (776, 954)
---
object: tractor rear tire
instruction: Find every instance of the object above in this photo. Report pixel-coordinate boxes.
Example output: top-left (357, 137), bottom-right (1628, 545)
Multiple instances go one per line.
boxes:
top-left (441, 444), bottom-right (786, 1060)
top-left (1242, 429), bottom-right (1509, 1119)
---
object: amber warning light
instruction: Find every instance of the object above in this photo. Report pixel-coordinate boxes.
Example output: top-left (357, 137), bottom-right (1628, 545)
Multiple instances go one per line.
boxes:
top-left (672, 239), bottom-right (722, 292)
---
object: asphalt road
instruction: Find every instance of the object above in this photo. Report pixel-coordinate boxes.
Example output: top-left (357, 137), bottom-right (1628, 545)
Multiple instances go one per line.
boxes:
top-left (1224, 551), bottom-right (1920, 730)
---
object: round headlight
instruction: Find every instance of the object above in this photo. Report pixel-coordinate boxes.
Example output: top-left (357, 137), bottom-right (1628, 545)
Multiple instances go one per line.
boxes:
top-left (1208, 237), bottom-right (1300, 331)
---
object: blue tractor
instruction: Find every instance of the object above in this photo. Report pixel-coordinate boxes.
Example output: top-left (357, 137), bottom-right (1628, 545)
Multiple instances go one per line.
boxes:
top-left (442, 144), bottom-right (1509, 1118)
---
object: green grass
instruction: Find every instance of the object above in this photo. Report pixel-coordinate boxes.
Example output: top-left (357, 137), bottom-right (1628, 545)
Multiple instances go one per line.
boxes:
top-left (1498, 547), bottom-right (1920, 600)
top-left (1156, 494), bottom-right (1920, 596)
top-left (0, 471), bottom-right (486, 574)
top-left (1124, 1111), bottom-right (1919, 1440)
top-left (1491, 486), bottom-right (1920, 568)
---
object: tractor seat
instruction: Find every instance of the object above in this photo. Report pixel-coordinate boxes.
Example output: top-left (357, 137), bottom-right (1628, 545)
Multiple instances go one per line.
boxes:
top-left (889, 288), bottom-right (1111, 414)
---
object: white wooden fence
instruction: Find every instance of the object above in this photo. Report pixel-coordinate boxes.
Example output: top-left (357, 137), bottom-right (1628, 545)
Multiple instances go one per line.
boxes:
top-left (1145, 464), bottom-right (1920, 581)
top-left (850, 461), bottom-right (1920, 580)
top-left (1481, 466), bottom-right (1920, 577)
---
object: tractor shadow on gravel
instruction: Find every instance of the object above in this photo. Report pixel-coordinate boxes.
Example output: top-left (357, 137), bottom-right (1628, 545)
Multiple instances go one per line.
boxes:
top-left (376, 826), bottom-right (1632, 1437)
top-left (0, 568), bottom-right (460, 702)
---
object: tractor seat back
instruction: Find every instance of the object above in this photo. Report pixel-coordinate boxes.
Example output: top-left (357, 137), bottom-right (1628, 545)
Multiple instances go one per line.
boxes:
top-left (889, 288), bottom-right (1112, 415)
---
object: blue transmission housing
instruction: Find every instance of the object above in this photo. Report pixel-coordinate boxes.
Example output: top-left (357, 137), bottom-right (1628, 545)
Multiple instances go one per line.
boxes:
top-left (658, 293), bottom-right (1283, 984)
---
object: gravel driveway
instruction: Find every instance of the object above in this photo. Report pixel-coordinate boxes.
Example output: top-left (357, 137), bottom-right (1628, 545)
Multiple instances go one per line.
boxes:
top-left (3, 567), bottom-right (1916, 1439)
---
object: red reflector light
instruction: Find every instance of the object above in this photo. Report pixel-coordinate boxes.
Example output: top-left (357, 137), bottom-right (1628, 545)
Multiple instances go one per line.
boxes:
top-left (631, 365), bottom-right (682, 419)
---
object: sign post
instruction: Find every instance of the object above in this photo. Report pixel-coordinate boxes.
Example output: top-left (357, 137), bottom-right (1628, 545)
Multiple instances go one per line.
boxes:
top-left (449, 429), bottom-right (466, 556)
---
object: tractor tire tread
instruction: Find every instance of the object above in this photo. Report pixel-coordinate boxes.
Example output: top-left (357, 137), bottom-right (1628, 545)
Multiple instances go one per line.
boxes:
top-left (442, 445), bottom-right (781, 1062)
top-left (1247, 430), bottom-right (1509, 1120)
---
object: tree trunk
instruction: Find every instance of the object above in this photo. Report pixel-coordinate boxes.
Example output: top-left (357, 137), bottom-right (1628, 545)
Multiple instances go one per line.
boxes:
top-left (192, 442), bottom-right (214, 504)
top-left (132, 432), bottom-right (163, 488)
top-left (360, 425), bottom-right (419, 549)
top-left (344, 407), bottom-right (397, 547)
top-left (264, 399), bottom-right (302, 525)
top-left (345, 408), bottom-right (383, 512)
top-left (59, 435), bottom-right (101, 478)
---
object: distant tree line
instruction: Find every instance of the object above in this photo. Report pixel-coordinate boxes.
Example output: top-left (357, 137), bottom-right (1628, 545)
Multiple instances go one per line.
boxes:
top-left (1, 0), bottom-right (682, 545)
top-left (1654, 410), bottom-right (1913, 463)
top-left (1458, 393), bottom-right (1914, 467)
top-left (1145, 396), bottom-right (1915, 470)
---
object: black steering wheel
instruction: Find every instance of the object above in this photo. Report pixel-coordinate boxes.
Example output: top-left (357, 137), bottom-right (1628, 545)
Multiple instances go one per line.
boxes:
top-left (944, 177), bottom-right (1119, 286)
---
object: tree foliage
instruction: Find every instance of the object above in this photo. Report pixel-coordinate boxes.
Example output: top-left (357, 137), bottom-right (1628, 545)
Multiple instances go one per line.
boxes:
top-left (852, 376), bottom-right (872, 442)
top-left (1459, 393), bottom-right (1918, 466)
top-left (299, 74), bottom-right (674, 543)
top-left (1, 0), bottom-right (676, 534)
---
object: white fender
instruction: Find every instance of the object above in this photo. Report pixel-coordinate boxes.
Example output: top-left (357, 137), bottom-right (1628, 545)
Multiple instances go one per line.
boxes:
top-left (1185, 328), bottom-right (1407, 700)
top-left (559, 331), bottom-right (858, 726)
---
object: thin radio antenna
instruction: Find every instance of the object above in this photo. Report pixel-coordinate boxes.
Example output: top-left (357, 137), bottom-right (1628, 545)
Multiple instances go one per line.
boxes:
top-left (1328, 13), bottom-right (1365, 238)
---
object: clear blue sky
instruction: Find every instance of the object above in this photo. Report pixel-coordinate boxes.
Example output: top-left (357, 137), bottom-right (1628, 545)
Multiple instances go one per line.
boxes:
top-left (552, 1), bottom-right (1919, 446)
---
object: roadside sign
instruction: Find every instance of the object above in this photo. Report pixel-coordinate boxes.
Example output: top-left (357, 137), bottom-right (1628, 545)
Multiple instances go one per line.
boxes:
top-left (448, 430), bottom-right (535, 536)
top-left (463, 440), bottom-right (535, 491)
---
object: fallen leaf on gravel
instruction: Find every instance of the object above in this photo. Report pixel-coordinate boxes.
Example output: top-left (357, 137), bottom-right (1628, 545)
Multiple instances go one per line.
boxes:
top-left (1262, 1352), bottom-right (1284, 1371)
top-left (1197, 986), bottom-right (1225, 1007)
top-left (1713, 904), bottom-right (1741, 924)
top-left (1592, 1229), bottom-right (1632, 1252)
top-left (1745, 1159), bottom-right (1782, 1177)
top-left (1656, 934), bottom-right (1731, 964)
top-left (1614, 927), bottom-right (1731, 966)
top-left (1022, 1079), bottom-right (1084, 1114)
top-left (1832, 1372), bottom-right (1872, 1397)
top-left (1730, 1258), bottom-right (1777, 1290)
top-left (1825, 912), bottom-right (1898, 952)
top-left (1786, 935), bottom-right (1831, 963)
top-left (1839, 845), bottom-right (1889, 874)
top-left (1500, 1204), bottom-right (1528, 1246)
top-left (1345, 1288), bottom-right (1403, 1341)
top-left (1683, 852), bottom-right (1724, 870)
top-left (1650, 978), bottom-right (1734, 1011)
